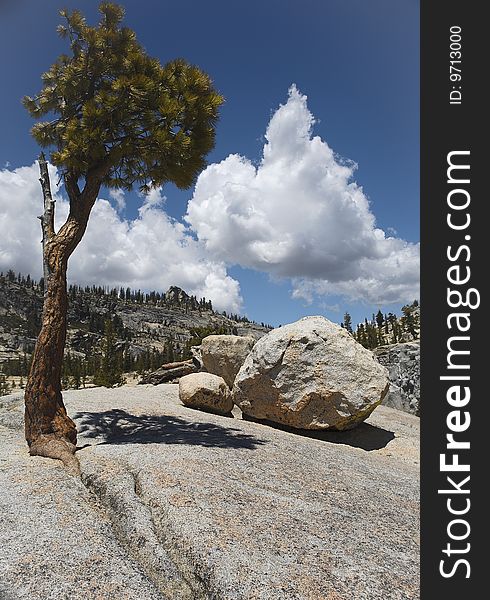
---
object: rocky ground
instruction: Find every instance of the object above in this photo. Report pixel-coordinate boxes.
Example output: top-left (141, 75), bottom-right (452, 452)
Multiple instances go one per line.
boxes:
top-left (0, 385), bottom-right (419, 599)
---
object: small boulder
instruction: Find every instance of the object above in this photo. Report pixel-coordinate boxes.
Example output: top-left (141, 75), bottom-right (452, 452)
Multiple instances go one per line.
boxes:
top-left (201, 335), bottom-right (255, 387)
top-left (179, 372), bottom-right (233, 416)
top-left (233, 316), bottom-right (389, 430)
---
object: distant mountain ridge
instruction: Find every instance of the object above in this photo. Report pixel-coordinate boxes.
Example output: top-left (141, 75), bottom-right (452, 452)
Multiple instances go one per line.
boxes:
top-left (0, 270), bottom-right (271, 377)
top-left (0, 270), bottom-right (420, 399)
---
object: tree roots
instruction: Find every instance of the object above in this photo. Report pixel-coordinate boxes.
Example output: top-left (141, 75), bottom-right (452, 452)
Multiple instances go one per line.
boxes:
top-left (29, 435), bottom-right (80, 476)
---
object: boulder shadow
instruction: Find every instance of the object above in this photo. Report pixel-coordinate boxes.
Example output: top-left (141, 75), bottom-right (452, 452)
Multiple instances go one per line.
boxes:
top-left (241, 415), bottom-right (395, 451)
top-left (183, 405), bottom-right (234, 419)
top-left (73, 408), bottom-right (267, 450)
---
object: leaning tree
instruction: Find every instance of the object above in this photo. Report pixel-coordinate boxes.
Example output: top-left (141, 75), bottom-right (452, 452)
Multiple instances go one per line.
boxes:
top-left (23, 3), bottom-right (223, 471)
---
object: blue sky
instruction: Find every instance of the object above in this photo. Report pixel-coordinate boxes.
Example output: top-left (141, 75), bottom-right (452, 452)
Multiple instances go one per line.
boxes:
top-left (0, 0), bottom-right (419, 328)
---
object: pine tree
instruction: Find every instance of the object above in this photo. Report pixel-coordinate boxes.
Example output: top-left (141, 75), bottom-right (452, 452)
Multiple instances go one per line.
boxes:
top-left (0, 373), bottom-right (10, 396)
top-left (23, 2), bottom-right (224, 466)
top-left (356, 323), bottom-right (368, 348)
top-left (94, 319), bottom-right (124, 387)
top-left (80, 360), bottom-right (88, 388)
top-left (123, 348), bottom-right (134, 373)
top-left (367, 324), bottom-right (378, 349)
top-left (343, 312), bottom-right (353, 334)
top-left (21, 354), bottom-right (29, 376)
top-left (165, 340), bottom-right (176, 363)
top-left (401, 303), bottom-right (418, 338)
top-left (71, 358), bottom-right (82, 390)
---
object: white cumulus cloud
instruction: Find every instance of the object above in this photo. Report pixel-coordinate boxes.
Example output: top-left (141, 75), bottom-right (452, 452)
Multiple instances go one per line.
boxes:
top-left (0, 162), bottom-right (242, 312)
top-left (186, 84), bottom-right (419, 304)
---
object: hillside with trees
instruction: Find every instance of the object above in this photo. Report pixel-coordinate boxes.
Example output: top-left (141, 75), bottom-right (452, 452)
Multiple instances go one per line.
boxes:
top-left (0, 270), bottom-right (271, 393)
top-left (0, 269), bottom-right (419, 396)
top-left (341, 301), bottom-right (420, 350)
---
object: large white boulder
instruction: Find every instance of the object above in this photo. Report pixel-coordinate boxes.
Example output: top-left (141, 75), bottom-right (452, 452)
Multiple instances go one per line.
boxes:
top-left (201, 335), bottom-right (255, 387)
top-left (179, 372), bottom-right (233, 416)
top-left (233, 316), bottom-right (389, 430)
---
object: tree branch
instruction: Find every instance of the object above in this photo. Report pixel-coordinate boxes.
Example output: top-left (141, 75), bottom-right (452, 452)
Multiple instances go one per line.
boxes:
top-left (52, 165), bottom-right (107, 263)
top-left (38, 152), bottom-right (56, 298)
top-left (64, 170), bottom-right (81, 202)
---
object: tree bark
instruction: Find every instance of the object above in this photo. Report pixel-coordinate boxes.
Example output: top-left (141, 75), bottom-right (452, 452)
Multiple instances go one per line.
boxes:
top-left (24, 158), bottom-right (102, 474)
top-left (24, 250), bottom-right (79, 473)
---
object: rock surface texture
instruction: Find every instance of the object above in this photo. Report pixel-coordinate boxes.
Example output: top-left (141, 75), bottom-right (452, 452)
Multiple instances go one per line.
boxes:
top-left (0, 416), bottom-right (164, 599)
top-left (374, 341), bottom-right (420, 416)
top-left (234, 316), bottom-right (389, 430)
top-left (0, 385), bottom-right (419, 599)
top-left (179, 372), bottom-right (233, 415)
top-left (201, 335), bottom-right (255, 387)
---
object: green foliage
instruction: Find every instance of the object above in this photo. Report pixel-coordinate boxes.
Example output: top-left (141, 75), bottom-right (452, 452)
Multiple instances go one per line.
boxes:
top-left (386, 313), bottom-right (399, 343)
top-left (134, 347), bottom-right (173, 374)
top-left (94, 319), bottom-right (124, 387)
top-left (353, 301), bottom-right (420, 349)
top-left (181, 325), bottom-right (233, 359)
top-left (187, 325), bottom-right (232, 346)
top-left (356, 323), bottom-right (367, 347)
top-left (0, 372), bottom-right (10, 396)
top-left (23, 3), bottom-right (224, 192)
top-left (2, 354), bottom-right (32, 377)
top-left (401, 302), bottom-right (419, 338)
top-left (62, 353), bottom-right (86, 389)
top-left (342, 312), bottom-right (353, 334)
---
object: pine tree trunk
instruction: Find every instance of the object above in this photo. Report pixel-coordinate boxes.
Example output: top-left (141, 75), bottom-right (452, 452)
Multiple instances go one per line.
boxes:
top-left (24, 158), bottom-right (103, 474)
top-left (24, 249), bottom-right (79, 473)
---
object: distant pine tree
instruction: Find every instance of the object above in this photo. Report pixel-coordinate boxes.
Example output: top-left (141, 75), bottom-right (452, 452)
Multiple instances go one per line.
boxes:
top-left (165, 340), bottom-right (176, 363)
top-left (94, 319), bottom-right (124, 387)
top-left (356, 323), bottom-right (368, 348)
top-left (343, 312), bottom-right (353, 334)
top-left (0, 372), bottom-right (10, 396)
top-left (401, 303), bottom-right (418, 338)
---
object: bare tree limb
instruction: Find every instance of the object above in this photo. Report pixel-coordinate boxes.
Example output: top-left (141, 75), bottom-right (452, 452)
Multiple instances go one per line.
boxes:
top-left (38, 152), bottom-right (56, 298)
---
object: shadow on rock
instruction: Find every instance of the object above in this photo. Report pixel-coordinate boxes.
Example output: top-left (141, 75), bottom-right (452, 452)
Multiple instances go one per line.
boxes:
top-left (242, 415), bottom-right (395, 451)
top-left (74, 409), bottom-right (267, 450)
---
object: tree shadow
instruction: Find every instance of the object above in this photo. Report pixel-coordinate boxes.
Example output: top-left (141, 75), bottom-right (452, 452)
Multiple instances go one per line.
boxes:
top-left (73, 409), bottom-right (267, 450)
top-left (241, 415), bottom-right (395, 451)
